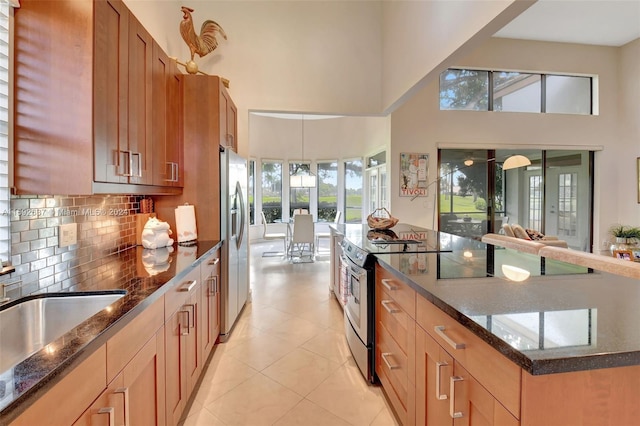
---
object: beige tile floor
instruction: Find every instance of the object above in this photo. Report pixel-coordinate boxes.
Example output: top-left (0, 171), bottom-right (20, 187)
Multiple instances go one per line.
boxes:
top-left (181, 240), bottom-right (399, 426)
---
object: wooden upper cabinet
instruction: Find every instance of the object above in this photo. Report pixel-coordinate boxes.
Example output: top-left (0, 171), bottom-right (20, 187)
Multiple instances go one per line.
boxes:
top-left (152, 42), bottom-right (184, 187)
top-left (126, 14), bottom-right (153, 185)
top-left (13, 0), bottom-right (180, 195)
top-left (94, 0), bottom-right (129, 184)
top-left (219, 83), bottom-right (237, 151)
top-left (94, 0), bottom-right (152, 185)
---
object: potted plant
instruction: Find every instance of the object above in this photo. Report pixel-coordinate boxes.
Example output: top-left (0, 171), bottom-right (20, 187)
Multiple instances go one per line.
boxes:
top-left (609, 225), bottom-right (640, 253)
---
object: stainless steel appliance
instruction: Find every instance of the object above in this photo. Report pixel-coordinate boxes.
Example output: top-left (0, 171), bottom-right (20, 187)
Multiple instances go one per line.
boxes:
top-left (220, 148), bottom-right (249, 341)
top-left (340, 239), bottom-right (376, 383)
top-left (339, 224), bottom-right (453, 383)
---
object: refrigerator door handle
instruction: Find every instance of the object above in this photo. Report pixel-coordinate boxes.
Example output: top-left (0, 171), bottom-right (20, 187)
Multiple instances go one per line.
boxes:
top-left (235, 181), bottom-right (245, 250)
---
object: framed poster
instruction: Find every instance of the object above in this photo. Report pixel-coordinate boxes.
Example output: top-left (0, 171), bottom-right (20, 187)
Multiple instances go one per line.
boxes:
top-left (400, 153), bottom-right (428, 197)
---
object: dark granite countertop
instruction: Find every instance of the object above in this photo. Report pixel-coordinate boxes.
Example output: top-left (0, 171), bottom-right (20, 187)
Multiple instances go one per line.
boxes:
top-left (333, 224), bottom-right (640, 375)
top-left (0, 240), bottom-right (222, 423)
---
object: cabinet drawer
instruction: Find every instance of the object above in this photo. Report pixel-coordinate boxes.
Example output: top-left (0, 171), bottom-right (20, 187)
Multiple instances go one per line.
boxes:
top-left (107, 295), bottom-right (164, 381)
top-left (375, 263), bottom-right (416, 318)
top-left (416, 296), bottom-right (521, 419)
top-left (200, 251), bottom-right (221, 276)
top-left (376, 320), bottom-right (409, 408)
top-left (376, 283), bottom-right (412, 353)
top-left (164, 267), bottom-right (200, 321)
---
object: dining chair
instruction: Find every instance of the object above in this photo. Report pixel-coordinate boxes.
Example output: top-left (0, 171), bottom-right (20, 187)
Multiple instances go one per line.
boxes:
top-left (293, 208), bottom-right (309, 215)
top-left (289, 213), bottom-right (315, 262)
top-left (315, 210), bottom-right (341, 254)
top-left (261, 211), bottom-right (287, 257)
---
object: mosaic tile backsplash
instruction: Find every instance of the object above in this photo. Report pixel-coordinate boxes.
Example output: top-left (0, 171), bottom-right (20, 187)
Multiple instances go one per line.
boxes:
top-left (3, 195), bottom-right (143, 299)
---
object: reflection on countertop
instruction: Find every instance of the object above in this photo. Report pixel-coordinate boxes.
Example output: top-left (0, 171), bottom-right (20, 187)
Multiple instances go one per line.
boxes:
top-left (333, 223), bottom-right (640, 375)
top-left (0, 241), bottom-right (221, 419)
top-left (376, 245), bottom-right (640, 375)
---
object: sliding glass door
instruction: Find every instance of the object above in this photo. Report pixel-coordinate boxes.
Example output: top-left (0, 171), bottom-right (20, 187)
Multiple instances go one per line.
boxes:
top-left (439, 149), bottom-right (593, 250)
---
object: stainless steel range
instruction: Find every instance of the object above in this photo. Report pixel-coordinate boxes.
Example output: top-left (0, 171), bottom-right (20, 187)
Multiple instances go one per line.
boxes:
top-left (339, 224), bottom-right (451, 383)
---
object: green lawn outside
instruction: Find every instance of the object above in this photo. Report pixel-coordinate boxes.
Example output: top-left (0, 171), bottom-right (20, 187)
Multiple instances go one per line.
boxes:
top-left (440, 194), bottom-right (486, 220)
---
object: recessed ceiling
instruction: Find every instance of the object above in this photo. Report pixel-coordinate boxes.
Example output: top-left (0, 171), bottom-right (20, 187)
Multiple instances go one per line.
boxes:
top-left (494, 0), bottom-right (640, 47)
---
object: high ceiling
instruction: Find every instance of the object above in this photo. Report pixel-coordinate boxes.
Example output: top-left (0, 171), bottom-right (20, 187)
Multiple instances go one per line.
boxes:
top-left (494, 0), bottom-right (640, 47)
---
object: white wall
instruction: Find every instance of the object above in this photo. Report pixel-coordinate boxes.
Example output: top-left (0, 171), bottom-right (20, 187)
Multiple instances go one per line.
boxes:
top-left (618, 38), bottom-right (640, 226)
top-left (123, 0), bottom-right (522, 157)
top-left (389, 37), bottom-right (629, 252)
top-left (125, 0), bottom-right (385, 159)
top-left (249, 114), bottom-right (389, 162)
top-left (380, 0), bottom-right (533, 113)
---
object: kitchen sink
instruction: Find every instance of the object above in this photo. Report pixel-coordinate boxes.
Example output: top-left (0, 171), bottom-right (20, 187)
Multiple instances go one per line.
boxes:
top-left (0, 291), bottom-right (126, 372)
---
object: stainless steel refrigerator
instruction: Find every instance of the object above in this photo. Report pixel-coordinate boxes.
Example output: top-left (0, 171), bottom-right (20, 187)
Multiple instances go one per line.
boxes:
top-left (220, 148), bottom-right (249, 341)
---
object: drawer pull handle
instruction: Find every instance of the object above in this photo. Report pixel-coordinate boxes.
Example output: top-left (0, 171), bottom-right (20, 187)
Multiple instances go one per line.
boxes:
top-left (96, 407), bottom-right (115, 426)
top-left (208, 257), bottom-right (220, 266)
top-left (179, 280), bottom-right (197, 292)
top-left (209, 275), bottom-right (219, 295)
top-left (381, 300), bottom-right (400, 314)
top-left (436, 361), bottom-right (448, 400)
top-left (450, 376), bottom-right (464, 419)
top-left (179, 309), bottom-right (190, 335)
top-left (381, 279), bottom-right (397, 291)
top-left (434, 325), bottom-right (466, 350)
top-left (114, 387), bottom-right (130, 426)
top-left (381, 352), bottom-right (399, 370)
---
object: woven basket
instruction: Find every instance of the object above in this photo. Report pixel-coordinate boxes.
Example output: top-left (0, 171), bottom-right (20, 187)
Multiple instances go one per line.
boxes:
top-left (367, 207), bottom-right (399, 230)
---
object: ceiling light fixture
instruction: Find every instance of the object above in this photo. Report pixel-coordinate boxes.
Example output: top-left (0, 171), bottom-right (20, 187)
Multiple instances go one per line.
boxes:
top-left (502, 154), bottom-right (531, 170)
top-left (289, 114), bottom-right (316, 188)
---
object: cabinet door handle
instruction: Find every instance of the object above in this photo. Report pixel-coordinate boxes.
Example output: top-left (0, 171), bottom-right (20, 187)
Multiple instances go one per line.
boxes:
top-left (381, 300), bottom-right (400, 314)
top-left (114, 387), bottom-right (130, 426)
top-left (172, 162), bottom-right (179, 182)
top-left (381, 279), bottom-right (397, 291)
top-left (209, 275), bottom-right (218, 296)
top-left (179, 309), bottom-right (190, 335)
top-left (436, 361), bottom-right (448, 400)
top-left (95, 407), bottom-right (115, 426)
top-left (184, 303), bottom-right (196, 329)
top-left (208, 257), bottom-right (220, 266)
top-left (434, 325), bottom-right (466, 350)
top-left (165, 162), bottom-right (174, 182)
top-left (179, 280), bottom-right (197, 292)
top-left (381, 352), bottom-right (399, 370)
top-left (119, 150), bottom-right (133, 177)
top-left (131, 152), bottom-right (143, 178)
top-left (449, 376), bottom-right (464, 419)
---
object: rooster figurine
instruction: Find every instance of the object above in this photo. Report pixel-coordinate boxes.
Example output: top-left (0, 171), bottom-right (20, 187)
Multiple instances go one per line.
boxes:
top-left (180, 6), bottom-right (227, 74)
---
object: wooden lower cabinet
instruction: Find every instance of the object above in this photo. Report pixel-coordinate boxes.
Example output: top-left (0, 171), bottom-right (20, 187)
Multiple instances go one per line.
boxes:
top-left (73, 374), bottom-right (125, 426)
top-left (165, 268), bottom-right (203, 425)
top-left (9, 254), bottom-right (223, 426)
top-left (122, 329), bottom-right (166, 425)
top-left (415, 326), bottom-right (518, 426)
top-left (201, 250), bottom-right (221, 357)
top-left (375, 266), bottom-right (416, 425)
top-left (74, 329), bottom-right (165, 426)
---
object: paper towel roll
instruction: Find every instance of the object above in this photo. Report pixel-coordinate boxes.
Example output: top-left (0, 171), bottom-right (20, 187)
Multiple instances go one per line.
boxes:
top-left (175, 204), bottom-right (198, 243)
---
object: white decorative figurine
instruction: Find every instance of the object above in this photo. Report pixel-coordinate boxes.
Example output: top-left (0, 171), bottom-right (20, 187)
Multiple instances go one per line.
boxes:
top-left (141, 217), bottom-right (175, 249)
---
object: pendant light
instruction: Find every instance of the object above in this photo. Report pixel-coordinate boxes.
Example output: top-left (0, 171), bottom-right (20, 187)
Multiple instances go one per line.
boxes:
top-left (289, 114), bottom-right (316, 188)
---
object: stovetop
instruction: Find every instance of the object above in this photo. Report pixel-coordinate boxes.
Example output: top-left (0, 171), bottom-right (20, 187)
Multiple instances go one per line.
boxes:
top-left (339, 223), bottom-right (453, 267)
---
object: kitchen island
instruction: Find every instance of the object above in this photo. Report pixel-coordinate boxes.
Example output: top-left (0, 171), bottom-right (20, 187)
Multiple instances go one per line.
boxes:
top-left (333, 224), bottom-right (640, 425)
top-left (0, 241), bottom-right (222, 425)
